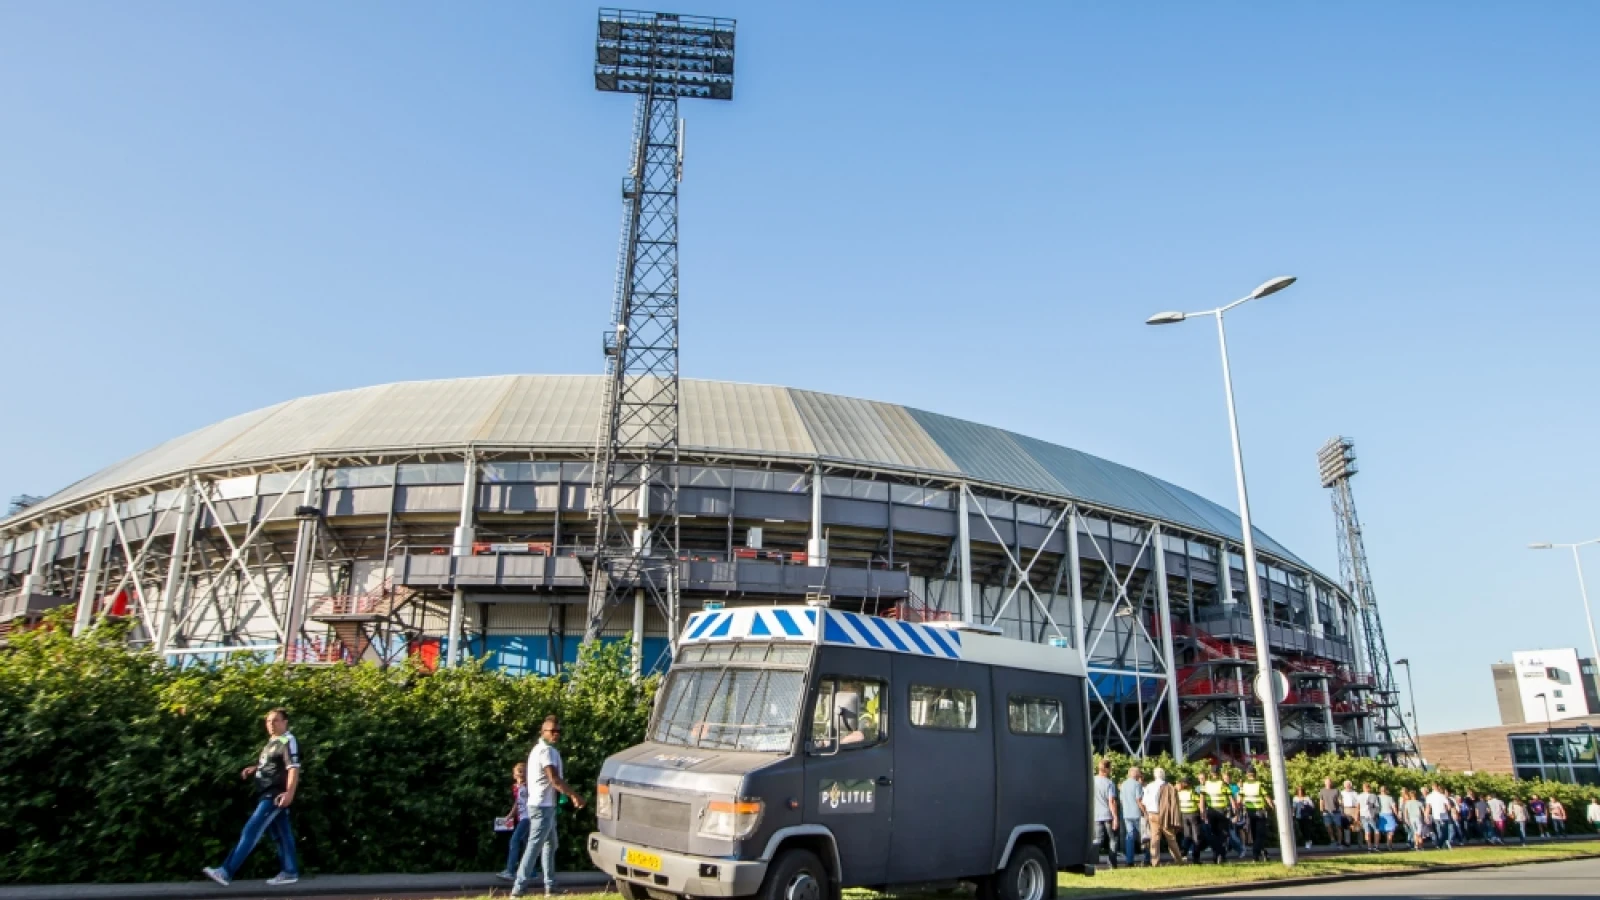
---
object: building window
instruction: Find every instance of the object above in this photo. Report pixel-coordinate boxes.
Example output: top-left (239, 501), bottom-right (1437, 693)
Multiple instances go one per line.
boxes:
top-left (909, 685), bottom-right (978, 730)
top-left (1554, 689), bottom-right (1564, 698)
top-left (1512, 736), bottom-right (1540, 764)
top-left (1557, 704), bottom-right (1568, 712)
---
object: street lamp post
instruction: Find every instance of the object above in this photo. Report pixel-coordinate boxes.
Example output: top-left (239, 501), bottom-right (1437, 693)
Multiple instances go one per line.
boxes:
top-left (1394, 657), bottom-right (1420, 741)
top-left (1146, 275), bottom-right (1299, 867)
top-left (1534, 692), bottom-right (1553, 730)
top-left (1462, 732), bottom-right (1475, 772)
top-left (1528, 540), bottom-right (1600, 703)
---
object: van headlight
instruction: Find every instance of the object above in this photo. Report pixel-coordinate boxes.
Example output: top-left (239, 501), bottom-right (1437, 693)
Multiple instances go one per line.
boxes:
top-left (596, 784), bottom-right (613, 820)
top-left (698, 800), bottom-right (763, 840)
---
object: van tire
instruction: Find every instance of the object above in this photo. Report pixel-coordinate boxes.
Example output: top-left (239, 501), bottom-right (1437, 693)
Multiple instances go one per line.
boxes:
top-left (759, 849), bottom-right (830, 900)
top-left (996, 844), bottom-right (1054, 900)
top-left (614, 880), bottom-right (646, 900)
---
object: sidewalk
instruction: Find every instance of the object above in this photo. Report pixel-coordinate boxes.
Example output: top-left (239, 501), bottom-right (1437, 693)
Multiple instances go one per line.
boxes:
top-left (0, 871), bottom-right (612, 900)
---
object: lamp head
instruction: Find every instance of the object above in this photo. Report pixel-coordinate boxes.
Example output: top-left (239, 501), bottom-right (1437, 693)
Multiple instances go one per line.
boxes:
top-left (1529, 542), bottom-right (1554, 550)
top-left (1394, 658), bottom-right (1409, 666)
top-left (1249, 276), bottom-right (1297, 300)
top-left (1145, 311), bottom-right (1187, 325)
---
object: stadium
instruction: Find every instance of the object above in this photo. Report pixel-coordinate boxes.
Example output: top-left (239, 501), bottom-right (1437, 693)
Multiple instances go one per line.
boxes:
top-left (0, 374), bottom-right (1399, 761)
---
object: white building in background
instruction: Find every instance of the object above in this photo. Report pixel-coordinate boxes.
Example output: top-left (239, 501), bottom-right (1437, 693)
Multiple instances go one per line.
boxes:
top-left (1502, 648), bottom-right (1600, 723)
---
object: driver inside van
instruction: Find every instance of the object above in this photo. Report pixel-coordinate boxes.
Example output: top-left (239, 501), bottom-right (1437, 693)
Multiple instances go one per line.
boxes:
top-left (837, 692), bottom-right (867, 745)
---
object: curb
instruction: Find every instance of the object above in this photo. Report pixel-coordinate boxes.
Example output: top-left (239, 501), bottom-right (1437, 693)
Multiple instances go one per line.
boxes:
top-left (0, 871), bottom-right (613, 900)
top-left (1063, 845), bottom-right (1600, 899)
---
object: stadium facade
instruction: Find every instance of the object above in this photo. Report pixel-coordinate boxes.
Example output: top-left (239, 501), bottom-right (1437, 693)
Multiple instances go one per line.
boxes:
top-left (0, 375), bottom-right (1398, 761)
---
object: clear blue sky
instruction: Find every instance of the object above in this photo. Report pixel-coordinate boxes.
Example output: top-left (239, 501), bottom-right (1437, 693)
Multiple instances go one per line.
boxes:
top-left (3, 2), bottom-right (1598, 733)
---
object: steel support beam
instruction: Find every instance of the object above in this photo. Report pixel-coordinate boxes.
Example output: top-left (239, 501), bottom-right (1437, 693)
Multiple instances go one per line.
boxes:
top-left (155, 481), bottom-right (196, 654)
top-left (72, 507), bottom-right (108, 636)
top-left (282, 465), bottom-right (321, 661)
top-left (446, 452), bottom-right (478, 668)
top-left (957, 484), bottom-right (974, 623)
top-left (1153, 525), bottom-right (1184, 761)
top-left (1068, 508), bottom-right (1086, 651)
top-left (808, 464), bottom-right (827, 567)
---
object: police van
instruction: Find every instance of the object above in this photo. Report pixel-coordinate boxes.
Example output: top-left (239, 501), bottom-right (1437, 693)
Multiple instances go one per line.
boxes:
top-left (587, 605), bottom-right (1091, 900)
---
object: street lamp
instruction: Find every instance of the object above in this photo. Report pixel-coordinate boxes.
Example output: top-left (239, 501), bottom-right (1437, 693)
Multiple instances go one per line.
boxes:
top-left (1534, 692), bottom-right (1553, 730)
top-left (1146, 275), bottom-right (1298, 867)
top-left (1528, 540), bottom-right (1600, 703)
top-left (1394, 658), bottom-right (1420, 738)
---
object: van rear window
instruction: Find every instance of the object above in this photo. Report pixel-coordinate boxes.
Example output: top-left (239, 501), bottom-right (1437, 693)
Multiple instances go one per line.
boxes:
top-left (1007, 696), bottom-right (1063, 735)
top-left (909, 685), bottom-right (978, 730)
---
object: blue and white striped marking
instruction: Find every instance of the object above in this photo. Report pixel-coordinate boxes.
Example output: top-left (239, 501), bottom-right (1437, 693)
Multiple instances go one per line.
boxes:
top-left (821, 610), bottom-right (962, 659)
top-left (683, 607), bottom-right (819, 643)
top-left (680, 606), bottom-right (963, 661)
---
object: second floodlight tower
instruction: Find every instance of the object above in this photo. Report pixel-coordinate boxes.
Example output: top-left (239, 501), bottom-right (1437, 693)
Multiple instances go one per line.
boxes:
top-left (585, 9), bottom-right (736, 667)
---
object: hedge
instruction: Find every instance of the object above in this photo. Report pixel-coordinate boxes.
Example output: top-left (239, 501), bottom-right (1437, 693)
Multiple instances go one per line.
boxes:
top-left (0, 614), bottom-right (654, 884)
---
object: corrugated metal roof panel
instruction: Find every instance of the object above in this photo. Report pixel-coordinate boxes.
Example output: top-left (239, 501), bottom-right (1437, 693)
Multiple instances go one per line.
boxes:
top-left (205, 386), bottom-right (392, 462)
top-left (475, 375), bottom-right (603, 446)
top-left (789, 390), bottom-right (956, 473)
top-left (906, 408), bottom-right (1064, 496)
top-left (682, 381), bottom-right (815, 455)
top-left (322, 376), bottom-right (518, 451)
top-left (36, 402), bottom-right (291, 507)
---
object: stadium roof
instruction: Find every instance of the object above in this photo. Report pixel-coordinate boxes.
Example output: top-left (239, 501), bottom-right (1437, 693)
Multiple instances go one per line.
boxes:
top-left (6, 375), bottom-right (1310, 568)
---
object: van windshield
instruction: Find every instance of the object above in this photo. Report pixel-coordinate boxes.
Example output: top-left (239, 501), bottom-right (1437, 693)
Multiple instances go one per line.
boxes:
top-left (652, 665), bottom-right (807, 753)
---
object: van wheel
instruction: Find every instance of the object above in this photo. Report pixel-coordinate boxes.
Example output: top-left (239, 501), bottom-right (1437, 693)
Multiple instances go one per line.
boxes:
top-left (997, 844), bottom-right (1054, 900)
top-left (614, 880), bottom-right (646, 900)
top-left (759, 849), bottom-right (829, 900)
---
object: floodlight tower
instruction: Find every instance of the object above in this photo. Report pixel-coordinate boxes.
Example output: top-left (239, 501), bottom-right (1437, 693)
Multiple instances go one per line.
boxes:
top-left (1318, 437), bottom-right (1415, 763)
top-left (584, 9), bottom-right (736, 666)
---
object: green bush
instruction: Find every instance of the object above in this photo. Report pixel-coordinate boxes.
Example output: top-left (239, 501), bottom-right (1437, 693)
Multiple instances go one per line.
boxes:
top-left (0, 613), bottom-right (655, 884)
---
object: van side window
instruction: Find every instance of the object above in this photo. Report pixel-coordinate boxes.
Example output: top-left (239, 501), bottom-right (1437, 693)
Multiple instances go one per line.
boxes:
top-left (808, 678), bottom-right (886, 752)
top-left (908, 685), bottom-right (978, 730)
top-left (1007, 695), bottom-right (1063, 735)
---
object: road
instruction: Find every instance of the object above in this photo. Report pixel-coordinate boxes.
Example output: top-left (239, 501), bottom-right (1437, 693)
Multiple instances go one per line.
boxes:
top-left (1203, 856), bottom-right (1600, 897)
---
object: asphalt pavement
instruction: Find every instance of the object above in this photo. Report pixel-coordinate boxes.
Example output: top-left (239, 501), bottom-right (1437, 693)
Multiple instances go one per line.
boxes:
top-left (1201, 855), bottom-right (1600, 897)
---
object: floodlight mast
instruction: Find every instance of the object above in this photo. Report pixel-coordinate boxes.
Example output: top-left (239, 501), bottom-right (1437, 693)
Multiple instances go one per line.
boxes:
top-left (584, 9), bottom-right (736, 671)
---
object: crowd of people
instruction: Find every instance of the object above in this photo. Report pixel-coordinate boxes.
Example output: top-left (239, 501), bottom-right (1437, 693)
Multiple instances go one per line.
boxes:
top-left (1305, 777), bottom-right (1597, 852)
top-left (1094, 760), bottom-right (1600, 867)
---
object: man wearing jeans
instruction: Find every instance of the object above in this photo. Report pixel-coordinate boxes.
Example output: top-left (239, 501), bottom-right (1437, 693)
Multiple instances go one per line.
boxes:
top-left (512, 716), bottom-right (585, 898)
top-left (1120, 767), bottom-right (1148, 867)
top-left (203, 709), bottom-right (301, 887)
top-left (1092, 760), bottom-right (1120, 870)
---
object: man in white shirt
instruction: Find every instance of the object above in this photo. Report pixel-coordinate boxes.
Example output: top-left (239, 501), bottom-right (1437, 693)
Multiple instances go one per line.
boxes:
top-left (1587, 798), bottom-right (1600, 829)
top-left (1424, 784), bottom-right (1454, 849)
top-left (1142, 767), bottom-right (1166, 819)
top-left (1339, 780), bottom-right (1360, 848)
top-left (512, 716), bottom-right (586, 898)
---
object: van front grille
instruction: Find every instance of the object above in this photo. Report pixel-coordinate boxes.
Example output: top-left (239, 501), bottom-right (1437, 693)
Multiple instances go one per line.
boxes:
top-left (618, 793), bottom-right (693, 832)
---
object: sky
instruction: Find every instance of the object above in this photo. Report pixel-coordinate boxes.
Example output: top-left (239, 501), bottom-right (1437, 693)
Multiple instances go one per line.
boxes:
top-left (2, 2), bottom-right (1598, 733)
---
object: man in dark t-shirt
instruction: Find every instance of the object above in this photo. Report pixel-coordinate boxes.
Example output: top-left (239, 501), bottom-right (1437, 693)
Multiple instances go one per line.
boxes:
top-left (1319, 777), bottom-right (1344, 846)
top-left (203, 708), bottom-right (302, 887)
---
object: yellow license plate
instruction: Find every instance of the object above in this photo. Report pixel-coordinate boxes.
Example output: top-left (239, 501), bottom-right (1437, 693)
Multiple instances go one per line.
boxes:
top-left (624, 848), bottom-right (663, 872)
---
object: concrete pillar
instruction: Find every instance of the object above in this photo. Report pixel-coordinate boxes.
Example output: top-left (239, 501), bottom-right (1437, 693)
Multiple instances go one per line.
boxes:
top-left (632, 589), bottom-right (646, 678)
top-left (446, 453), bottom-right (479, 668)
top-left (1219, 542), bottom-right (1237, 606)
top-left (20, 521), bottom-right (56, 597)
top-left (283, 466), bottom-right (321, 662)
top-left (957, 484), bottom-right (974, 623)
top-left (1068, 508), bottom-right (1086, 652)
top-left (155, 482), bottom-right (196, 654)
top-left (1153, 526), bottom-right (1184, 762)
top-left (1307, 576), bottom-right (1324, 637)
top-left (72, 507), bottom-right (108, 637)
top-left (807, 465), bottom-right (827, 567)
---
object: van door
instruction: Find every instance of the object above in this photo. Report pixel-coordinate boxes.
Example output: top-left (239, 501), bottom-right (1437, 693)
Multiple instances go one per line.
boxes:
top-left (802, 647), bottom-right (894, 886)
top-left (887, 654), bottom-right (995, 883)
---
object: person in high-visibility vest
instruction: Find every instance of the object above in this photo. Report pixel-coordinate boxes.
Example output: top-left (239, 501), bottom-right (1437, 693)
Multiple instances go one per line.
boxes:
top-left (1240, 768), bottom-right (1274, 862)
top-left (1176, 775), bottom-right (1205, 864)
top-left (1201, 767), bottom-right (1232, 864)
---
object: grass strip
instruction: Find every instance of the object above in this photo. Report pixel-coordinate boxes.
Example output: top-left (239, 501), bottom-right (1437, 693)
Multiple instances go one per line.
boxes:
top-left (1053, 842), bottom-right (1600, 896)
top-left (442, 843), bottom-right (1600, 900)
